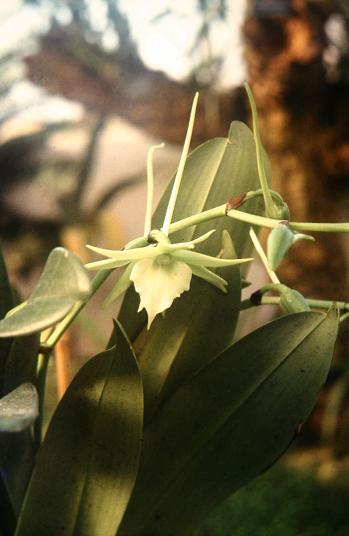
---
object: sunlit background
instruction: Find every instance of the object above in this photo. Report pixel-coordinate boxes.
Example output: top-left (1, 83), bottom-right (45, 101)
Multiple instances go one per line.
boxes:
top-left (0, 1), bottom-right (246, 123)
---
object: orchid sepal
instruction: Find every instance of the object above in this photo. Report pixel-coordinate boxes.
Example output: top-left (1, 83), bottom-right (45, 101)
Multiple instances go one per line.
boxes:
top-left (172, 249), bottom-right (253, 268)
top-left (190, 265), bottom-right (228, 293)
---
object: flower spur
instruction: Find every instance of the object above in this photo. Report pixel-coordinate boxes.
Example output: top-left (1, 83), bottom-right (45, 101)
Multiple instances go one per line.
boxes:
top-left (85, 94), bottom-right (252, 328)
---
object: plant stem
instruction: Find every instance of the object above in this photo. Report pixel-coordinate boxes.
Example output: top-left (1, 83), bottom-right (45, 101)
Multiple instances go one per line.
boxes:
top-left (240, 295), bottom-right (349, 311)
top-left (289, 221), bottom-right (349, 233)
top-left (169, 204), bottom-right (284, 233)
top-left (170, 204), bottom-right (349, 235)
top-left (162, 93), bottom-right (199, 234)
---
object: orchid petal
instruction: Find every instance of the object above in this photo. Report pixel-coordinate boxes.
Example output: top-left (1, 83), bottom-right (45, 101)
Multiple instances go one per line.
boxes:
top-left (294, 233), bottom-right (315, 243)
top-left (172, 249), bottom-right (253, 268)
top-left (130, 257), bottom-right (192, 328)
top-left (86, 244), bottom-right (160, 261)
top-left (104, 263), bottom-right (134, 306)
top-left (190, 265), bottom-right (228, 293)
top-left (190, 229), bottom-right (216, 245)
top-left (161, 242), bottom-right (195, 252)
top-left (176, 229), bottom-right (216, 249)
top-left (85, 258), bottom-right (130, 271)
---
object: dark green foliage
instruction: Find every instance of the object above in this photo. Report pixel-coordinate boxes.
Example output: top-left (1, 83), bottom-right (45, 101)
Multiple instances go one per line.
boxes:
top-left (0, 248), bottom-right (91, 337)
top-left (15, 323), bottom-right (143, 536)
top-left (0, 116), bottom-right (341, 536)
top-left (197, 462), bottom-right (349, 536)
top-left (0, 333), bottom-right (39, 515)
top-left (0, 383), bottom-right (38, 432)
top-left (118, 309), bottom-right (338, 535)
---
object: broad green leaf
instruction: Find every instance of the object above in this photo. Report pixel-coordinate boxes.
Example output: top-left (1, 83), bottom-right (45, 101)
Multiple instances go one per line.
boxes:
top-left (0, 298), bottom-right (74, 338)
top-left (0, 248), bottom-right (91, 337)
top-left (30, 247), bottom-right (91, 301)
top-left (0, 383), bottom-right (38, 432)
top-left (16, 322), bottom-right (143, 536)
top-left (118, 122), bottom-right (270, 416)
top-left (118, 309), bottom-right (338, 535)
top-left (135, 256), bottom-right (240, 423)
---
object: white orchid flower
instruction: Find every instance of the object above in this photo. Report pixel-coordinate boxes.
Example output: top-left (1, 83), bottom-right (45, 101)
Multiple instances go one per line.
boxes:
top-left (85, 94), bottom-right (252, 328)
top-left (86, 230), bottom-right (252, 328)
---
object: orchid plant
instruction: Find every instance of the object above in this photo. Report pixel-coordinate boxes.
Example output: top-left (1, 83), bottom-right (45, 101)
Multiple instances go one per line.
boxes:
top-left (85, 95), bottom-right (252, 328)
top-left (0, 85), bottom-right (348, 536)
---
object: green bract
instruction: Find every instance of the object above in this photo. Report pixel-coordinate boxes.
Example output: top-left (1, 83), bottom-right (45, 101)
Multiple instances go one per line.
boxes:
top-left (267, 223), bottom-right (314, 271)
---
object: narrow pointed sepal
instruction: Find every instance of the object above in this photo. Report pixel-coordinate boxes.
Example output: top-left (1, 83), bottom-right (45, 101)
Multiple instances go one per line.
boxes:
top-left (85, 258), bottom-right (130, 271)
top-left (188, 229), bottom-right (216, 246)
top-left (190, 265), bottom-right (228, 293)
top-left (172, 249), bottom-right (253, 268)
top-left (86, 244), bottom-right (160, 261)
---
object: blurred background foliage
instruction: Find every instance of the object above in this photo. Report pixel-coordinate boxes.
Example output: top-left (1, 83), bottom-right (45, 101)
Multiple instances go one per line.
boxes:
top-left (1, 0), bottom-right (349, 532)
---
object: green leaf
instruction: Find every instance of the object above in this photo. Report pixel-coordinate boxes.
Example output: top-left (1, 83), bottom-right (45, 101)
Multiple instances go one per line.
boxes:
top-left (0, 333), bottom-right (40, 515)
top-left (30, 247), bottom-right (91, 301)
top-left (267, 225), bottom-right (315, 271)
top-left (0, 252), bottom-right (39, 520)
top-left (0, 298), bottom-right (74, 339)
top-left (118, 309), bottom-right (338, 535)
top-left (118, 122), bottom-right (270, 416)
top-left (0, 383), bottom-right (38, 432)
top-left (0, 248), bottom-right (91, 338)
top-left (0, 248), bottom-right (14, 395)
top-left (16, 322), bottom-right (143, 536)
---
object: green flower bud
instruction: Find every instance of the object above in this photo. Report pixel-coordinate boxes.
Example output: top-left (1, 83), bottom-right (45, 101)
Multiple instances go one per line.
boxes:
top-left (267, 224), bottom-right (315, 271)
top-left (279, 287), bottom-right (311, 314)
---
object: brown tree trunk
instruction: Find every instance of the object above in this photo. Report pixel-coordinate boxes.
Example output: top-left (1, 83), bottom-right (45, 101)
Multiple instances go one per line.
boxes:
top-left (243, 0), bottom-right (349, 300)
